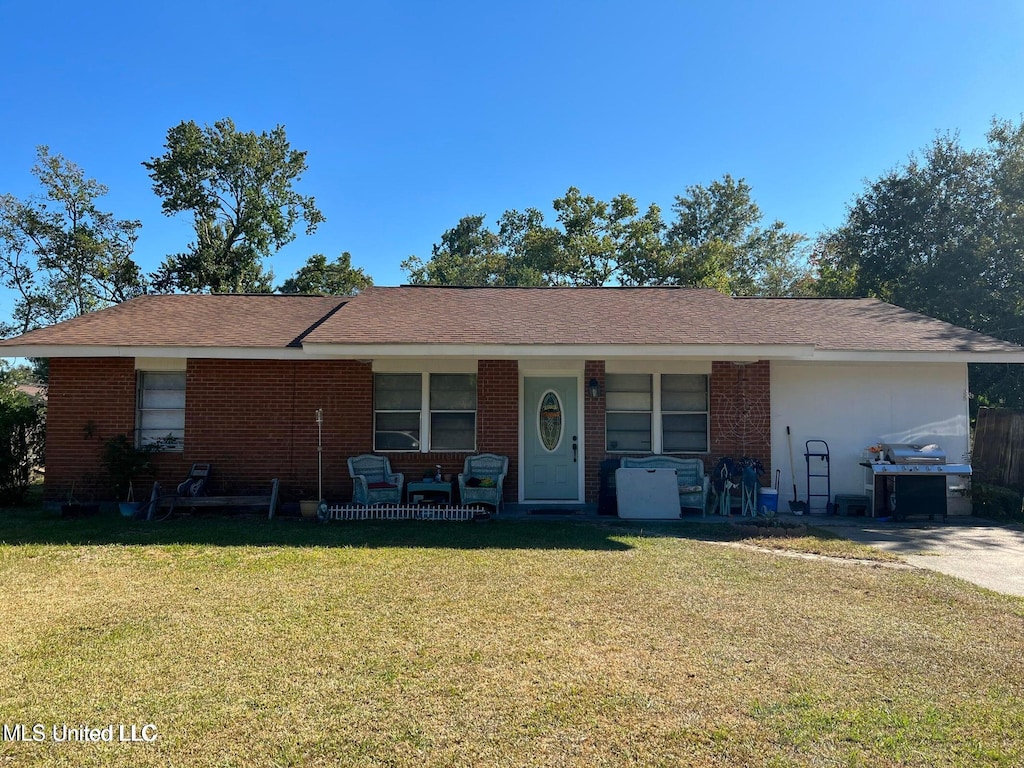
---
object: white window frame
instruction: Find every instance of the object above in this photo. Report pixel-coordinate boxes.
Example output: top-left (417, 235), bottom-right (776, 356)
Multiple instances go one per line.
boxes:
top-left (605, 369), bottom-right (709, 454)
top-left (605, 373), bottom-right (653, 453)
top-left (136, 370), bottom-right (185, 452)
top-left (372, 370), bottom-right (477, 453)
top-left (373, 373), bottom-right (423, 452)
top-left (658, 373), bottom-right (710, 454)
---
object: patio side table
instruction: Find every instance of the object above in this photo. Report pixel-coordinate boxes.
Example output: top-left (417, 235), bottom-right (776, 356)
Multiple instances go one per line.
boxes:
top-left (407, 480), bottom-right (453, 505)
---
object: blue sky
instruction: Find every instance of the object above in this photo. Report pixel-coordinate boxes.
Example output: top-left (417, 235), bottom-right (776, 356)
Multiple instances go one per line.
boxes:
top-left (2, 0), bottom-right (1023, 315)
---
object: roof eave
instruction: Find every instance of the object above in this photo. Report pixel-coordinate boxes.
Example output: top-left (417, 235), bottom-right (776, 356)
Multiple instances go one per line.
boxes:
top-left (0, 344), bottom-right (315, 360)
top-left (297, 342), bottom-right (819, 360)
top-left (807, 349), bottom-right (1024, 363)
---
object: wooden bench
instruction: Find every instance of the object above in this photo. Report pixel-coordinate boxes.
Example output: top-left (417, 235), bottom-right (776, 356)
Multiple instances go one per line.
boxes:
top-left (147, 478), bottom-right (280, 520)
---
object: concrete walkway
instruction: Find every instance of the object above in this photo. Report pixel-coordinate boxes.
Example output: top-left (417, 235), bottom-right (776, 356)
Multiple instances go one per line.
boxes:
top-left (821, 517), bottom-right (1024, 597)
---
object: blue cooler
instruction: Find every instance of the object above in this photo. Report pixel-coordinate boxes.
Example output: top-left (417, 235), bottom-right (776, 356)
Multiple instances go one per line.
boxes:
top-left (759, 488), bottom-right (779, 515)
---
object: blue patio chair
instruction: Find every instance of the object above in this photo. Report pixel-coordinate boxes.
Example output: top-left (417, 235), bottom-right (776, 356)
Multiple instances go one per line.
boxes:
top-left (348, 454), bottom-right (404, 505)
top-left (458, 453), bottom-right (508, 514)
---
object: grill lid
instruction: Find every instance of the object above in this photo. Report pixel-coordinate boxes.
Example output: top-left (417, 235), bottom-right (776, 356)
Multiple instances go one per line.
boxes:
top-left (882, 443), bottom-right (946, 464)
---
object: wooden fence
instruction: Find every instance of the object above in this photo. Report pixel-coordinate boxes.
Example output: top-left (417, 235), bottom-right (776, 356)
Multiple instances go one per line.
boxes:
top-left (973, 407), bottom-right (1024, 487)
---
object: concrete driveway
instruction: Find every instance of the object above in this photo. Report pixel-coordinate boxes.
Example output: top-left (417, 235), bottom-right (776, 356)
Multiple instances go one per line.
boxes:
top-left (828, 518), bottom-right (1024, 597)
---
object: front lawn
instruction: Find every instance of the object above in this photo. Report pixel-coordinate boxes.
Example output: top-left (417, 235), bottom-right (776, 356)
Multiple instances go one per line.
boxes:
top-left (1, 508), bottom-right (1022, 766)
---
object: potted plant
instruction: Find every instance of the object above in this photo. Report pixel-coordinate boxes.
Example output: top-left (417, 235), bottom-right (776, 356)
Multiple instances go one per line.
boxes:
top-left (299, 492), bottom-right (319, 519)
top-left (102, 434), bottom-right (158, 517)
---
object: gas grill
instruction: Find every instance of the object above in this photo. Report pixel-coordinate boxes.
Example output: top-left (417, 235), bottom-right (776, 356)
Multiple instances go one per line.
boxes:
top-left (864, 443), bottom-right (971, 521)
top-left (870, 443), bottom-right (972, 475)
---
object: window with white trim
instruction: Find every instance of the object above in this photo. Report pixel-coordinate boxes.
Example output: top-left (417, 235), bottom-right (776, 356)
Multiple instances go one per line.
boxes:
top-left (373, 373), bottom-right (422, 451)
top-left (605, 372), bottom-right (708, 453)
top-left (429, 373), bottom-right (477, 451)
top-left (605, 373), bottom-right (652, 452)
top-left (373, 372), bottom-right (477, 452)
top-left (136, 371), bottom-right (185, 451)
top-left (660, 374), bottom-right (709, 452)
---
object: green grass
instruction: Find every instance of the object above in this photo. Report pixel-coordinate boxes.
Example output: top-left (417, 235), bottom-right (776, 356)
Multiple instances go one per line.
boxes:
top-left (1, 506), bottom-right (1022, 766)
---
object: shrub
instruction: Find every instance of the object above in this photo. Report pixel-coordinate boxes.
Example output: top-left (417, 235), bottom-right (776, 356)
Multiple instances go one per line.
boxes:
top-left (971, 482), bottom-right (1024, 522)
top-left (0, 382), bottom-right (45, 505)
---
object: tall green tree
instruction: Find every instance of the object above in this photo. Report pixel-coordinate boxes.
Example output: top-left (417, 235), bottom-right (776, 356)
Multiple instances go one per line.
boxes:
top-left (401, 215), bottom-right (506, 286)
top-left (662, 175), bottom-right (810, 295)
top-left (403, 179), bottom-right (809, 294)
top-left (278, 252), bottom-right (373, 295)
top-left (144, 118), bottom-right (325, 294)
top-left (0, 146), bottom-right (144, 338)
top-left (814, 117), bottom-right (1024, 406)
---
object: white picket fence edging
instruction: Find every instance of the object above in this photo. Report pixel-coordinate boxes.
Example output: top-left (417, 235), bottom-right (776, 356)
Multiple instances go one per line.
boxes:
top-left (327, 504), bottom-right (481, 521)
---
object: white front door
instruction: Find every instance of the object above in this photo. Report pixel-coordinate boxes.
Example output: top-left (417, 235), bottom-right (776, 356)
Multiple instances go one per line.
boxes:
top-left (523, 376), bottom-right (579, 500)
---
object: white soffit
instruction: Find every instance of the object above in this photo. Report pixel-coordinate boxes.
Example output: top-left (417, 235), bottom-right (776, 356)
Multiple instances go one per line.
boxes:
top-left (134, 357), bottom-right (187, 371)
top-left (372, 358), bottom-right (477, 373)
top-left (605, 359), bottom-right (713, 375)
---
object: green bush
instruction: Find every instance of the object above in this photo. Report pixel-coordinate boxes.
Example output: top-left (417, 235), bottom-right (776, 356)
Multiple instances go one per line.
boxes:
top-left (971, 482), bottom-right (1024, 522)
top-left (0, 382), bottom-right (45, 505)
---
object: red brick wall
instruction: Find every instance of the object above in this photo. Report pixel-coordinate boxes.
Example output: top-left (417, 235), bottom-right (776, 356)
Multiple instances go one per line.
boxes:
top-left (362, 361), bottom-right (519, 497)
top-left (44, 356), bottom-right (771, 505)
top-left (362, 360), bottom-right (520, 505)
top-left (184, 359), bottom-right (373, 500)
top-left (708, 360), bottom-right (772, 482)
top-left (43, 357), bottom-right (523, 505)
top-left (45, 358), bottom-right (139, 502)
top-left (583, 360), bottom-right (606, 502)
top-left (43, 358), bottom-right (376, 503)
top-left (582, 360), bottom-right (773, 503)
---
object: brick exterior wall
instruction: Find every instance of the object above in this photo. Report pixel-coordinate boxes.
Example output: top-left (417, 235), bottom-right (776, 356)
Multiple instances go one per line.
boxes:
top-left (45, 358), bottom-right (140, 502)
top-left (44, 357), bottom-right (377, 503)
top-left (583, 359), bottom-right (773, 504)
top-left (384, 360), bottom-right (520, 495)
top-left (708, 360), bottom-right (772, 481)
top-left (184, 358), bottom-right (374, 501)
top-left (43, 356), bottom-right (770, 506)
top-left (583, 360), bottom-right (606, 503)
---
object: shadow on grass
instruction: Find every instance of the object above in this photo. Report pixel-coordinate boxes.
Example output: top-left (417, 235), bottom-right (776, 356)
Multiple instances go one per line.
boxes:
top-left (0, 506), bottom-right (638, 551)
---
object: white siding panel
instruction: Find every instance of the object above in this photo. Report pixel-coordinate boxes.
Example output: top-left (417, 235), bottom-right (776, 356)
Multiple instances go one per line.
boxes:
top-left (770, 362), bottom-right (969, 503)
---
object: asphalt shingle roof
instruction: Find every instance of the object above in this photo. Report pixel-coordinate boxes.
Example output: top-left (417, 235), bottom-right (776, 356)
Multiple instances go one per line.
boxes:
top-left (0, 294), bottom-right (345, 349)
top-left (1, 286), bottom-right (1020, 356)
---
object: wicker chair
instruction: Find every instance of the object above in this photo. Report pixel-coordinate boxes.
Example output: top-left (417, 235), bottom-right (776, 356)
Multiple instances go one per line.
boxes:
top-left (348, 454), bottom-right (404, 505)
top-left (458, 453), bottom-right (508, 514)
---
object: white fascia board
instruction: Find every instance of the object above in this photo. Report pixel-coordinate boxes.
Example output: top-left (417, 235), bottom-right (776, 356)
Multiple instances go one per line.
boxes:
top-left (808, 349), bottom-right (1024, 364)
top-left (299, 342), bottom-right (818, 360)
top-left (0, 345), bottom-right (313, 360)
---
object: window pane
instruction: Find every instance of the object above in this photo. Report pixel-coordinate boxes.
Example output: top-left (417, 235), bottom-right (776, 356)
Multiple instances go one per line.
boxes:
top-left (606, 412), bottom-right (652, 452)
top-left (141, 388), bottom-right (186, 409)
top-left (374, 374), bottom-right (422, 410)
top-left (606, 373), bottom-right (652, 411)
top-left (605, 391), bottom-right (653, 411)
top-left (606, 373), bottom-right (652, 394)
top-left (375, 412), bottom-right (420, 450)
top-left (140, 409), bottom-right (184, 431)
top-left (661, 374), bottom-right (708, 411)
top-left (662, 413), bottom-right (708, 452)
top-left (430, 374), bottom-right (477, 410)
top-left (143, 372), bottom-right (185, 391)
top-left (139, 429), bottom-right (183, 448)
top-left (430, 412), bottom-right (476, 451)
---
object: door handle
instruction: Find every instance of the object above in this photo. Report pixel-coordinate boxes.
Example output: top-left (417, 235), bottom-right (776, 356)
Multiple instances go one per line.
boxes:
top-left (572, 435), bottom-right (578, 463)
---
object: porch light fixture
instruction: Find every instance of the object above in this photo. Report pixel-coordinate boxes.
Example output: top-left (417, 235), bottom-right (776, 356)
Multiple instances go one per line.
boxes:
top-left (588, 378), bottom-right (601, 399)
